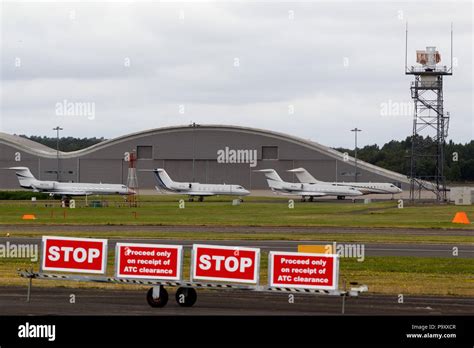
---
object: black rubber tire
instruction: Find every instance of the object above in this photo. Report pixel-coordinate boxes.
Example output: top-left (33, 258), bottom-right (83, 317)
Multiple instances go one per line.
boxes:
top-left (175, 287), bottom-right (197, 307)
top-left (146, 286), bottom-right (168, 308)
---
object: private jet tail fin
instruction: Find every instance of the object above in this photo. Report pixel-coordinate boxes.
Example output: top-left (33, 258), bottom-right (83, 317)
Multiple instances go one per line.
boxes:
top-left (254, 169), bottom-right (283, 182)
top-left (254, 169), bottom-right (285, 190)
top-left (152, 168), bottom-right (175, 191)
top-left (6, 167), bottom-right (37, 188)
top-left (287, 168), bottom-right (319, 183)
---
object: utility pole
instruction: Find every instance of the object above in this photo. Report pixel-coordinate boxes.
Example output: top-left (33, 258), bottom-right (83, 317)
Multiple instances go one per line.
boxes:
top-left (351, 128), bottom-right (362, 182)
top-left (53, 126), bottom-right (63, 181)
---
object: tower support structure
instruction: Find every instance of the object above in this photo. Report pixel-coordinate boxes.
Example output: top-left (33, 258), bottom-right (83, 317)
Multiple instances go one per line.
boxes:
top-left (126, 150), bottom-right (139, 207)
top-left (408, 70), bottom-right (450, 201)
top-left (405, 29), bottom-right (453, 202)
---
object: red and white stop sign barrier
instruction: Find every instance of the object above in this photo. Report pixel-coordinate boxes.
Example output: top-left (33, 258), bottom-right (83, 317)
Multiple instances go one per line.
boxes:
top-left (115, 243), bottom-right (183, 280)
top-left (191, 244), bottom-right (260, 284)
top-left (269, 252), bottom-right (339, 290)
top-left (41, 236), bottom-right (108, 274)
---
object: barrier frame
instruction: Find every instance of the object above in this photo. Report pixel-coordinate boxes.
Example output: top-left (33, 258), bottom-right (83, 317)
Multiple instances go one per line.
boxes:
top-left (18, 240), bottom-right (369, 313)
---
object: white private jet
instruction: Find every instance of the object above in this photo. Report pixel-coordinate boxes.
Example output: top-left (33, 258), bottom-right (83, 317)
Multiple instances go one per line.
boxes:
top-left (288, 168), bottom-right (403, 196)
top-left (7, 167), bottom-right (135, 197)
top-left (255, 169), bottom-right (363, 201)
top-left (151, 168), bottom-right (250, 201)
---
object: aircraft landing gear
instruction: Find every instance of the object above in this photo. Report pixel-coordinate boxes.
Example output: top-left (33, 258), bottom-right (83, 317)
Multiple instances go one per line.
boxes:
top-left (337, 196), bottom-right (346, 200)
top-left (61, 196), bottom-right (71, 208)
top-left (188, 197), bottom-right (194, 202)
top-left (309, 196), bottom-right (314, 202)
top-left (146, 286), bottom-right (197, 308)
top-left (175, 287), bottom-right (197, 307)
top-left (301, 197), bottom-right (306, 202)
top-left (198, 196), bottom-right (204, 202)
top-left (146, 286), bottom-right (169, 308)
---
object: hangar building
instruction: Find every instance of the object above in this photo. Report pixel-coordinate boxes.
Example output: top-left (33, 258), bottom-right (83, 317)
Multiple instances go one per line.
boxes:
top-left (0, 125), bottom-right (409, 190)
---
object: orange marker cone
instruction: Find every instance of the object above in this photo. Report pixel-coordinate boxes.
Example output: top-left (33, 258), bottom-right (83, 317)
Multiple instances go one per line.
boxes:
top-left (22, 214), bottom-right (37, 220)
top-left (452, 212), bottom-right (470, 224)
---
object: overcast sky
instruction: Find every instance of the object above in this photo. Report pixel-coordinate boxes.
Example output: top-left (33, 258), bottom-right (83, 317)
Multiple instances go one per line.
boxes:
top-left (1, 1), bottom-right (472, 148)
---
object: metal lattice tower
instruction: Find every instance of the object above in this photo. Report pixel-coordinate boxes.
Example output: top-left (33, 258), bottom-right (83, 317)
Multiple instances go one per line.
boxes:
top-left (405, 25), bottom-right (453, 202)
top-left (126, 150), bottom-right (139, 207)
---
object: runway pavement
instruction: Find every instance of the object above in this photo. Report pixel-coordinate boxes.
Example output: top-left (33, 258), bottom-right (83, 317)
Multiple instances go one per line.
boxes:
top-left (1, 236), bottom-right (473, 257)
top-left (1, 286), bottom-right (473, 315)
top-left (1, 223), bottom-right (473, 236)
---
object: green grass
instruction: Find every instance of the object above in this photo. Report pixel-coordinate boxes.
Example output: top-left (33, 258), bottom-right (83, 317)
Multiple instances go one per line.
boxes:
top-left (3, 255), bottom-right (473, 296)
top-left (342, 257), bottom-right (474, 296)
top-left (0, 199), bottom-right (473, 230)
top-left (1, 197), bottom-right (472, 296)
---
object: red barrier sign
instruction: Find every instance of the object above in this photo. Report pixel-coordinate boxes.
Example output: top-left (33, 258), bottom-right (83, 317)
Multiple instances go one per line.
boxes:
top-left (115, 243), bottom-right (183, 280)
top-left (41, 236), bottom-right (107, 274)
top-left (192, 244), bottom-right (260, 284)
top-left (269, 252), bottom-right (339, 290)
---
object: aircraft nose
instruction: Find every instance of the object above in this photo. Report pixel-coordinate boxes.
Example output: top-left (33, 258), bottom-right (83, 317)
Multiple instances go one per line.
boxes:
top-left (128, 188), bottom-right (136, 195)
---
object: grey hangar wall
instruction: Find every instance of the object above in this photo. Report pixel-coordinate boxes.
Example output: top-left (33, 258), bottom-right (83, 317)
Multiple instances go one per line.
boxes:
top-left (0, 125), bottom-right (410, 190)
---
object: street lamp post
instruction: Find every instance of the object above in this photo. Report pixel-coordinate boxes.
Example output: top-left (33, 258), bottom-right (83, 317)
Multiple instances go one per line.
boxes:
top-left (190, 122), bottom-right (199, 182)
top-left (351, 128), bottom-right (362, 182)
top-left (53, 126), bottom-right (63, 181)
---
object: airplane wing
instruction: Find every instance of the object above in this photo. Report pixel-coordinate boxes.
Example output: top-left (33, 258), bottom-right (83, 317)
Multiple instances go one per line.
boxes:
top-left (187, 192), bottom-right (216, 196)
top-left (46, 191), bottom-right (93, 196)
top-left (270, 189), bottom-right (327, 197)
top-left (298, 192), bottom-right (327, 197)
top-left (154, 186), bottom-right (215, 196)
top-left (155, 186), bottom-right (175, 194)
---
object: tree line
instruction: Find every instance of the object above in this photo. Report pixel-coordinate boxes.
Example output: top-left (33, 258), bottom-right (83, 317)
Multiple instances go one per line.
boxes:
top-left (20, 135), bottom-right (105, 152)
top-left (336, 136), bottom-right (474, 182)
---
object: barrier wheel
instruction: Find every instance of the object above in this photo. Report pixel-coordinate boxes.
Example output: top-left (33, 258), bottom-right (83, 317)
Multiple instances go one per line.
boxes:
top-left (146, 286), bottom-right (168, 308)
top-left (175, 287), bottom-right (197, 307)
